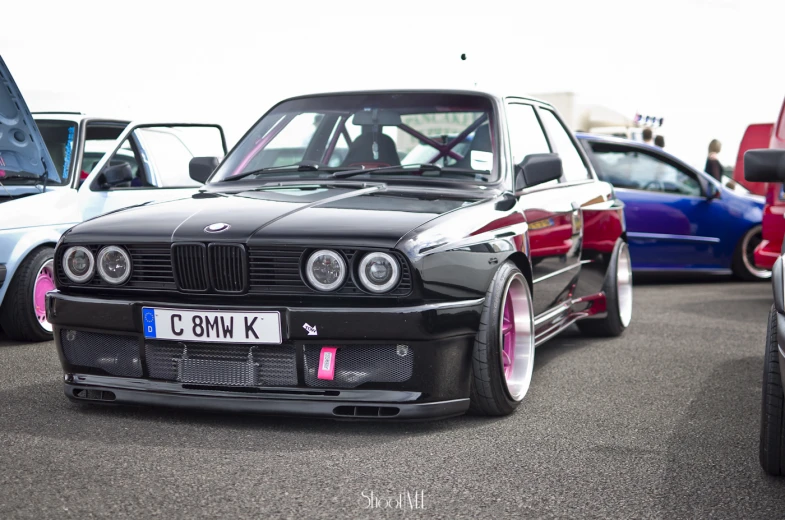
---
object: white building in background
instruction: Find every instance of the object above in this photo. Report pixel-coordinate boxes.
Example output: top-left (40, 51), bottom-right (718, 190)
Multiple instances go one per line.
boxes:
top-left (531, 91), bottom-right (663, 143)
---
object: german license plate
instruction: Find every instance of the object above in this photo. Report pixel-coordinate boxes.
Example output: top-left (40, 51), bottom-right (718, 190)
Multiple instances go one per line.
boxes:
top-left (142, 307), bottom-right (281, 344)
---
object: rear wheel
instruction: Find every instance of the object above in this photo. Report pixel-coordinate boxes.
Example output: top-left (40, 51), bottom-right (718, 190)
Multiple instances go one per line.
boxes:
top-left (577, 239), bottom-right (633, 337)
top-left (469, 261), bottom-right (535, 416)
top-left (760, 305), bottom-right (785, 476)
top-left (733, 225), bottom-right (771, 281)
top-left (0, 247), bottom-right (56, 342)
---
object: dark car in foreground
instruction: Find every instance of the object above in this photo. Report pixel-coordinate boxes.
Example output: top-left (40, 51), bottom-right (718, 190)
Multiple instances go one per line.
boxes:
top-left (578, 133), bottom-right (767, 280)
top-left (48, 90), bottom-right (632, 420)
top-left (744, 148), bottom-right (785, 475)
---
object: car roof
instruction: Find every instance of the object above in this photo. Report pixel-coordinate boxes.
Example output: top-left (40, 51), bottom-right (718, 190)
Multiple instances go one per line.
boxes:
top-left (32, 112), bottom-right (131, 124)
top-left (275, 88), bottom-right (555, 109)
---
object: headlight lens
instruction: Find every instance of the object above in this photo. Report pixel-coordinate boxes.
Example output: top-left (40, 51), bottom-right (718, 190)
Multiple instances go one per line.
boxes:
top-left (358, 252), bottom-right (400, 293)
top-left (62, 246), bottom-right (94, 283)
top-left (305, 249), bottom-right (346, 291)
top-left (96, 246), bottom-right (132, 285)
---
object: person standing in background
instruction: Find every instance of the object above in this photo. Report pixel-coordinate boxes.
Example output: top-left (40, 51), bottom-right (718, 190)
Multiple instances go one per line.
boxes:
top-left (704, 139), bottom-right (723, 181)
top-left (654, 135), bottom-right (665, 148)
top-left (642, 127), bottom-right (653, 145)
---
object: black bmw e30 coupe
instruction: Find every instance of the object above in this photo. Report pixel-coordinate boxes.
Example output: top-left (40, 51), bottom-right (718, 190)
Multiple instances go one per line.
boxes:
top-left (48, 90), bottom-right (633, 420)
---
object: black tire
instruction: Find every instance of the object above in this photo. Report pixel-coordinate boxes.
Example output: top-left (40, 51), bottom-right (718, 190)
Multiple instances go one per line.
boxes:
top-left (577, 239), bottom-right (632, 338)
top-left (733, 225), bottom-right (770, 281)
top-left (760, 305), bottom-right (785, 475)
top-left (468, 261), bottom-right (534, 416)
top-left (0, 246), bottom-right (55, 342)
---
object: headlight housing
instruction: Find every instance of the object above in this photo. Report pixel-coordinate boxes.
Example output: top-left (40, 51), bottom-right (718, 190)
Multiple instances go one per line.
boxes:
top-left (305, 249), bottom-right (346, 291)
top-left (96, 246), bottom-right (132, 285)
top-left (62, 246), bottom-right (95, 283)
top-left (358, 252), bottom-right (400, 293)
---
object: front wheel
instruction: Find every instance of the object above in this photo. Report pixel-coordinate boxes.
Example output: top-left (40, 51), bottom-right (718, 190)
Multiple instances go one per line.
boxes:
top-left (577, 239), bottom-right (633, 337)
top-left (469, 261), bottom-right (535, 416)
top-left (733, 225), bottom-right (771, 281)
top-left (0, 247), bottom-right (56, 342)
top-left (760, 306), bottom-right (785, 475)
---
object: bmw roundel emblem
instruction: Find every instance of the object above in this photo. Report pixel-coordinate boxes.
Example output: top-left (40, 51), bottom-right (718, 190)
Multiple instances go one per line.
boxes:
top-left (205, 222), bottom-right (230, 233)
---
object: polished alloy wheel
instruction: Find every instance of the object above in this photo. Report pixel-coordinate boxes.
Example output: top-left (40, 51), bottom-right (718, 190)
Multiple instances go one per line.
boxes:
top-left (33, 259), bottom-right (55, 332)
top-left (499, 273), bottom-right (534, 401)
top-left (742, 227), bottom-right (771, 280)
top-left (617, 242), bottom-right (633, 327)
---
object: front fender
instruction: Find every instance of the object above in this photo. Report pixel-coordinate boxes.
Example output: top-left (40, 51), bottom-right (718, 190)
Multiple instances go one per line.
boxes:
top-left (0, 224), bottom-right (71, 305)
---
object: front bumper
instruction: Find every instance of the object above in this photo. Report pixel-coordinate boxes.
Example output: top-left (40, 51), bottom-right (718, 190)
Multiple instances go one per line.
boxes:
top-left (48, 291), bottom-right (483, 420)
top-left (755, 239), bottom-right (781, 270)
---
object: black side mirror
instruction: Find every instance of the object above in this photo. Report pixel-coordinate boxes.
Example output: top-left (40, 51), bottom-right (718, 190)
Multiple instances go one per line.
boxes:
top-left (744, 149), bottom-right (785, 183)
top-left (100, 163), bottom-right (134, 188)
top-left (515, 153), bottom-right (563, 191)
top-left (189, 156), bottom-right (220, 184)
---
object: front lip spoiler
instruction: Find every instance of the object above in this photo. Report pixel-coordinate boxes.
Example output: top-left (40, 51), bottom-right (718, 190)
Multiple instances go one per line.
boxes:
top-left (63, 381), bottom-right (470, 421)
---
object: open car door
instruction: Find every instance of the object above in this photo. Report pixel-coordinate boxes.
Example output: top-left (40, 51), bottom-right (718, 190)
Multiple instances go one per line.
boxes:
top-left (77, 123), bottom-right (227, 220)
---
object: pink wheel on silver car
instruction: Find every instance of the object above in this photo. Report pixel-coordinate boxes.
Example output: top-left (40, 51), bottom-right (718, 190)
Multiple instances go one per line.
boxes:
top-left (33, 259), bottom-right (55, 332)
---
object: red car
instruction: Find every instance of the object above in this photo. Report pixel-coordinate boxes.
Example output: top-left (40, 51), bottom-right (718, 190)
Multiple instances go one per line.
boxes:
top-left (752, 98), bottom-right (785, 270)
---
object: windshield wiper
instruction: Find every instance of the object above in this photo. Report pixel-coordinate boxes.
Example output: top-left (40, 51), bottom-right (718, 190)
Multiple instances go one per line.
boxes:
top-left (223, 162), bottom-right (350, 182)
top-left (332, 163), bottom-right (489, 180)
top-left (0, 174), bottom-right (42, 183)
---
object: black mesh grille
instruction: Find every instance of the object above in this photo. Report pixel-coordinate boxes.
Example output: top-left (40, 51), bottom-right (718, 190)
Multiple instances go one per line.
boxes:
top-left (303, 344), bottom-right (414, 388)
top-left (172, 244), bottom-right (209, 292)
top-left (60, 330), bottom-right (142, 377)
top-left (145, 341), bottom-right (297, 387)
top-left (208, 244), bottom-right (248, 293)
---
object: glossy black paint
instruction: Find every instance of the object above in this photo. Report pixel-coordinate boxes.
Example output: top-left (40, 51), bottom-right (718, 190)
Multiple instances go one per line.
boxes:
top-left (50, 89), bottom-right (627, 419)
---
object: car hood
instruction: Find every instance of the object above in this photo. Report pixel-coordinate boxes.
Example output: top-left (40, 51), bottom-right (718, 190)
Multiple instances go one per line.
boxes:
top-left (0, 187), bottom-right (78, 231)
top-left (64, 184), bottom-right (477, 248)
top-left (0, 57), bottom-right (60, 184)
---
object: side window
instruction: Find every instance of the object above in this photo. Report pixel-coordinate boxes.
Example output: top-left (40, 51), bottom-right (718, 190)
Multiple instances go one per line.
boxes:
top-left (589, 146), bottom-right (702, 196)
top-left (538, 109), bottom-right (590, 182)
top-left (506, 103), bottom-right (551, 165)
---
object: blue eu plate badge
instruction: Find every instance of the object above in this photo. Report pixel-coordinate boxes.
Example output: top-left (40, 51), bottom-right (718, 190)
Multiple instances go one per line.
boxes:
top-left (143, 308), bottom-right (157, 338)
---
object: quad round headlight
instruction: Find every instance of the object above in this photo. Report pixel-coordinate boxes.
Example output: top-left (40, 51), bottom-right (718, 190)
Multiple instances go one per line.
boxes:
top-left (305, 249), bottom-right (346, 291)
top-left (96, 246), bottom-right (132, 285)
top-left (62, 246), bottom-right (95, 283)
top-left (358, 252), bottom-right (400, 293)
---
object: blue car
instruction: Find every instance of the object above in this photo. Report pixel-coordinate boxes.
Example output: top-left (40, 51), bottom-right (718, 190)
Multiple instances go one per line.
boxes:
top-left (577, 133), bottom-right (767, 280)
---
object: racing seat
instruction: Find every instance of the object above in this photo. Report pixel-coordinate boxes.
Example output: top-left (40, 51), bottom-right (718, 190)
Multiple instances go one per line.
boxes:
top-left (454, 124), bottom-right (491, 170)
top-left (341, 130), bottom-right (401, 168)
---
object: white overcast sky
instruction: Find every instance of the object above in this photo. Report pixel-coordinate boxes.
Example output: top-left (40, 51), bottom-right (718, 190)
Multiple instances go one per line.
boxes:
top-left (3, 0), bottom-right (784, 169)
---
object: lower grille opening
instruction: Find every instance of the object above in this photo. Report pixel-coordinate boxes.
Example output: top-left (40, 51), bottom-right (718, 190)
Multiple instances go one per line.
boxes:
top-left (72, 388), bottom-right (116, 401)
top-left (145, 341), bottom-right (297, 387)
top-left (60, 330), bottom-right (142, 378)
top-left (333, 405), bottom-right (400, 417)
top-left (304, 344), bottom-right (413, 388)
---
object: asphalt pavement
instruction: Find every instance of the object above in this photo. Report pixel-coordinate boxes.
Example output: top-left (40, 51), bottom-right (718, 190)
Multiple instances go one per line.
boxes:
top-left (1, 277), bottom-right (783, 519)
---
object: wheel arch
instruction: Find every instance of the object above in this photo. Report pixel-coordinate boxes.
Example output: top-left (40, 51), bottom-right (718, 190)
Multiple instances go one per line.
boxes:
top-left (0, 229), bottom-right (62, 306)
top-left (505, 251), bottom-right (533, 294)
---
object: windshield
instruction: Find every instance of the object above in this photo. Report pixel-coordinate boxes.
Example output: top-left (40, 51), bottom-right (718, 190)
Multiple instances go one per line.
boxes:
top-left (0, 119), bottom-right (76, 185)
top-left (211, 93), bottom-right (497, 183)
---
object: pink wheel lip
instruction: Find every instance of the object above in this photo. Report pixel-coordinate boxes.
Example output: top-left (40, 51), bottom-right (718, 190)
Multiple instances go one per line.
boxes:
top-left (502, 292), bottom-right (515, 381)
top-left (34, 260), bottom-right (55, 332)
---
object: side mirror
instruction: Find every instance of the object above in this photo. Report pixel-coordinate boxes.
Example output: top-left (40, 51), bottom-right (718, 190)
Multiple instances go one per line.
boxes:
top-left (744, 149), bottom-right (785, 183)
top-left (189, 156), bottom-right (220, 184)
top-left (100, 163), bottom-right (134, 188)
top-left (515, 153), bottom-right (563, 191)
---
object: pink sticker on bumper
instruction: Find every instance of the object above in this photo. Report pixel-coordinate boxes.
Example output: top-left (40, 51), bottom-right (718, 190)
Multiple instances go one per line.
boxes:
top-left (317, 347), bottom-right (337, 380)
